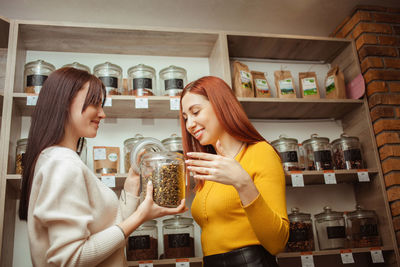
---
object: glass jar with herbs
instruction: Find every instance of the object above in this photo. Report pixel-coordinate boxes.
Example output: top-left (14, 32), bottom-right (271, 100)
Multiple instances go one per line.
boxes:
top-left (287, 207), bottom-right (315, 252)
top-left (159, 65), bottom-right (187, 96)
top-left (24, 60), bottom-right (55, 94)
top-left (162, 215), bottom-right (194, 259)
top-left (331, 134), bottom-right (364, 170)
top-left (271, 135), bottom-right (301, 171)
top-left (126, 220), bottom-right (158, 261)
top-left (302, 134), bottom-right (333, 170)
top-left (127, 64), bottom-right (156, 96)
top-left (93, 62), bottom-right (123, 95)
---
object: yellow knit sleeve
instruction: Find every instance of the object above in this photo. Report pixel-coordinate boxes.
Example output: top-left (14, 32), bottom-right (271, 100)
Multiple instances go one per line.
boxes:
top-left (242, 142), bottom-right (289, 255)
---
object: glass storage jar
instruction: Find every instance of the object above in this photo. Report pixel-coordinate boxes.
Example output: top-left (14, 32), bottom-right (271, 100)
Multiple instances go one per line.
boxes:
top-left (124, 134), bottom-right (145, 172)
top-left (162, 215), bottom-right (194, 259)
top-left (315, 206), bottom-right (346, 250)
top-left (130, 137), bottom-right (166, 172)
top-left (287, 207), bottom-right (315, 252)
top-left (302, 134), bottom-right (333, 170)
top-left (24, 60), bottom-right (55, 94)
top-left (346, 205), bottom-right (381, 248)
top-left (62, 62), bottom-right (91, 73)
top-left (161, 134), bottom-right (183, 153)
top-left (127, 64), bottom-right (156, 96)
top-left (331, 134), bottom-right (364, 170)
top-left (126, 220), bottom-right (158, 261)
top-left (271, 135), bottom-right (301, 171)
top-left (159, 65), bottom-right (187, 96)
top-left (16, 138), bottom-right (28, 174)
top-left (140, 151), bottom-right (185, 208)
top-left (77, 138), bottom-right (87, 165)
top-left (93, 62), bottom-right (123, 95)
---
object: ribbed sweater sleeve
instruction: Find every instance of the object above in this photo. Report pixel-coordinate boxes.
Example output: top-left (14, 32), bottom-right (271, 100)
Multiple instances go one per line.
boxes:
top-left (32, 158), bottom-right (125, 267)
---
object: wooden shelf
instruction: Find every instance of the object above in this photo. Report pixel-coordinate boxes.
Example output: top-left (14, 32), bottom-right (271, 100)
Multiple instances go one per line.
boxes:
top-left (127, 257), bottom-right (202, 267)
top-left (13, 93), bottom-right (363, 120)
top-left (277, 246), bottom-right (393, 258)
top-left (18, 23), bottom-right (218, 57)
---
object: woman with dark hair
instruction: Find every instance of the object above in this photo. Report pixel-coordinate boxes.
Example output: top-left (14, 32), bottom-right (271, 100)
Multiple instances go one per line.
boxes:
top-left (19, 67), bottom-right (186, 267)
top-left (180, 76), bottom-right (289, 267)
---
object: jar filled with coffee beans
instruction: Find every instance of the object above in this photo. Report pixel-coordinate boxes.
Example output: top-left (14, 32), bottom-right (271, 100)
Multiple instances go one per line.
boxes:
top-left (161, 134), bottom-right (183, 154)
top-left (139, 151), bottom-right (185, 208)
top-left (126, 220), bottom-right (158, 261)
top-left (159, 65), bottom-right (187, 96)
top-left (331, 134), bottom-right (364, 170)
top-left (302, 134), bottom-right (333, 171)
top-left (124, 134), bottom-right (145, 172)
top-left (346, 205), bottom-right (381, 248)
top-left (62, 62), bottom-right (91, 73)
top-left (24, 60), bottom-right (55, 94)
top-left (93, 62), bottom-right (123, 95)
top-left (127, 64), bottom-right (156, 96)
top-left (16, 138), bottom-right (28, 174)
top-left (271, 135), bottom-right (301, 171)
top-left (287, 207), bottom-right (315, 252)
top-left (162, 215), bottom-right (194, 259)
top-left (314, 206), bottom-right (346, 250)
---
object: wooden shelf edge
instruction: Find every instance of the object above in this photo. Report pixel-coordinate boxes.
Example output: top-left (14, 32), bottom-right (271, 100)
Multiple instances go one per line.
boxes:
top-left (277, 246), bottom-right (394, 258)
top-left (127, 257), bottom-right (202, 266)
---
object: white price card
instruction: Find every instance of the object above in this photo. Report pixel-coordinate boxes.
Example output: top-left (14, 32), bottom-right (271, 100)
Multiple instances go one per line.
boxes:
top-left (357, 170), bottom-right (370, 182)
top-left (340, 250), bottom-right (355, 264)
top-left (176, 258), bottom-right (190, 267)
top-left (27, 95), bottom-right (39, 106)
top-left (139, 261), bottom-right (154, 267)
top-left (101, 174), bottom-right (116, 188)
top-left (370, 248), bottom-right (384, 263)
top-left (93, 147), bottom-right (107, 160)
top-left (291, 172), bottom-right (304, 187)
top-left (104, 97), bottom-right (112, 107)
top-left (300, 253), bottom-right (314, 267)
top-left (135, 97), bottom-right (148, 109)
top-left (170, 97), bottom-right (180, 110)
top-left (324, 171), bottom-right (337, 184)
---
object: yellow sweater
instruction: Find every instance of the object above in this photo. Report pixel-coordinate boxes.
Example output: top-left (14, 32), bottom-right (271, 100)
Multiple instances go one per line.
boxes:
top-left (191, 141), bottom-right (289, 256)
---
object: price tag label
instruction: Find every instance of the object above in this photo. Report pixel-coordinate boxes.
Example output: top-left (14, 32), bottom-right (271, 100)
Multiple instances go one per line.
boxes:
top-left (104, 97), bottom-right (112, 107)
top-left (300, 253), bottom-right (314, 267)
top-left (340, 250), bottom-right (355, 264)
top-left (357, 170), bottom-right (370, 182)
top-left (93, 147), bottom-right (107, 160)
top-left (139, 261), bottom-right (153, 267)
top-left (170, 97), bottom-right (180, 111)
top-left (324, 171), bottom-right (337, 184)
top-left (135, 97), bottom-right (148, 109)
top-left (176, 258), bottom-right (190, 267)
top-left (291, 172), bottom-right (304, 187)
top-left (370, 248), bottom-right (384, 263)
top-left (101, 174), bottom-right (116, 188)
top-left (27, 95), bottom-right (39, 106)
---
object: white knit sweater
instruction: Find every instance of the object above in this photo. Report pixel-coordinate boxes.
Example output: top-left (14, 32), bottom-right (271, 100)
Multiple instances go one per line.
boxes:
top-left (27, 146), bottom-right (139, 267)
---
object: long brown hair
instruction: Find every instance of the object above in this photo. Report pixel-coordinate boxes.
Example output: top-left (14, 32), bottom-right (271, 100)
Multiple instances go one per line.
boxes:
top-left (179, 76), bottom-right (266, 189)
top-left (19, 67), bottom-right (106, 220)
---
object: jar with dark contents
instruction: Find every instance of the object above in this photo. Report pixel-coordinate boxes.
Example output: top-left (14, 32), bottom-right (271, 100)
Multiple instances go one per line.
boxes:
top-left (287, 207), bottom-right (315, 252)
top-left (139, 151), bottom-right (185, 208)
top-left (62, 62), bottom-right (91, 73)
top-left (93, 62), bottom-right (123, 95)
top-left (314, 206), bottom-right (346, 250)
top-left (302, 134), bottom-right (333, 170)
top-left (16, 138), bottom-right (28, 174)
top-left (271, 135), bottom-right (301, 171)
top-left (162, 215), bottom-right (194, 259)
top-left (331, 134), bottom-right (364, 170)
top-left (159, 65), bottom-right (187, 96)
top-left (161, 134), bottom-right (183, 154)
top-left (124, 134), bottom-right (145, 173)
top-left (346, 205), bottom-right (381, 248)
top-left (126, 220), bottom-right (158, 261)
top-left (127, 64), bottom-right (156, 96)
top-left (24, 60), bottom-right (55, 94)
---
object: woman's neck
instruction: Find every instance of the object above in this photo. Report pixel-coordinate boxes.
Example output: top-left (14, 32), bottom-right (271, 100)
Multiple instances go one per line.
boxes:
top-left (213, 133), bottom-right (244, 158)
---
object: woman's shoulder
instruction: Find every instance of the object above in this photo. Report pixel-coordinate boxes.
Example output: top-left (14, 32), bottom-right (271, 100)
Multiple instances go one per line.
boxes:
top-left (37, 146), bottom-right (84, 170)
top-left (247, 141), bottom-right (276, 154)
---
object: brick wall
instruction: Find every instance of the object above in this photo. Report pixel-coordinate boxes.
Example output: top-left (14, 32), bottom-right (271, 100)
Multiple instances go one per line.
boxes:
top-left (331, 5), bottom-right (400, 246)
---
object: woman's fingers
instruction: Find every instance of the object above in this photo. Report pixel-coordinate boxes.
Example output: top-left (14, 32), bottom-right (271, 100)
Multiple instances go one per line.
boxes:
top-left (187, 166), bottom-right (214, 175)
top-left (145, 180), bottom-right (154, 200)
top-left (185, 159), bottom-right (215, 168)
top-left (186, 152), bottom-right (220, 161)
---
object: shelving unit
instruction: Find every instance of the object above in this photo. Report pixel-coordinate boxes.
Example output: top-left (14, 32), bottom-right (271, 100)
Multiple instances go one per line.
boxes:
top-left (0, 19), bottom-right (398, 267)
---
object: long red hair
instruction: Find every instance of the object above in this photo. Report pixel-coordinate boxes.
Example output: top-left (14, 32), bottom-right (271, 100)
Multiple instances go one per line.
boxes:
top-left (179, 76), bottom-right (266, 189)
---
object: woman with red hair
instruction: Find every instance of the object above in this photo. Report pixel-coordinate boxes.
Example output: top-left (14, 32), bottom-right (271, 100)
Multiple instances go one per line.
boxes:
top-left (180, 76), bottom-right (289, 267)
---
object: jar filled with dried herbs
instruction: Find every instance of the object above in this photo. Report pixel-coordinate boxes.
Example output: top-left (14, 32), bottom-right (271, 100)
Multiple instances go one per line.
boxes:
top-left (127, 64), bottom-right (157, 96)
top-left (162, 215), bottom-right (194, 259)
top-left (331, 134), bottom-right (364, 170)
top-left (271, 135), bottom-right (301, 171)
top-left (302, 134), bottom-right (333, 171)
top-left (287, 207), bottom-right (315, 252)
top-left (93, 62), bottom-right (123, 95)
top-left (24, 60), bottom-right (55, 94)
top-left (16, 138), bottom-right (28, 174)
top-left (159, 65), bottom-right (187, 96)
top-left (126, 220), bottom-right (158, 261)
top-left (140, 151), bottom-right (185, 208)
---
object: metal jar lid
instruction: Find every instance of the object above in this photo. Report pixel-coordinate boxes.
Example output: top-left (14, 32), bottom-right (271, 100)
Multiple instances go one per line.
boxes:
top-left (314, 206), bottom-right (344, 222)
top-left (161, 134), bottom-right (182, 146)
top-left (331, 133), bottom-right (360, 147)
top-left (302, 134), bottom-right (330, 147)
top-left (347, 205), bottom-right (377, 220)
top-left (127, 64), bottom-right (156, 77)
top-left (130, 137), bottom-right (166, 171)
top-left (271, 135), bottom-right (299, 147)
top-left (62, 62), bottom-right (91, 73)
top-left (93, 61), bottom-right (122, 74)
top-left (124, 134), bottom-right (145, 146)
top-left (24, 60), bottom-right (56, 72)
top-left (159, 65), bottom-right (187, 77)
top-left (163, 215), bottom-right (193, 228)
top-left (288, 207), bottom-right (312, 222)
